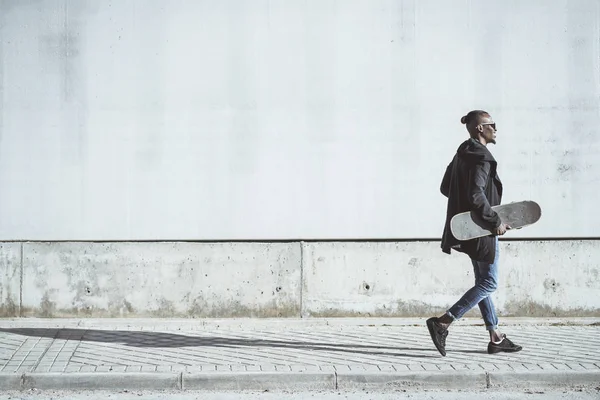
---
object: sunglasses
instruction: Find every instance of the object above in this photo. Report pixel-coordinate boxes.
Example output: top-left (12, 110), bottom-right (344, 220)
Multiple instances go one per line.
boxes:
top-left (480, 122), bottom-right (496, 130)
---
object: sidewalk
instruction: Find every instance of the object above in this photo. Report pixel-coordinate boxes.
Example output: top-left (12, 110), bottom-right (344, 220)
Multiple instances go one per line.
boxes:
top-left (0, 318), bottom-right (599, 392)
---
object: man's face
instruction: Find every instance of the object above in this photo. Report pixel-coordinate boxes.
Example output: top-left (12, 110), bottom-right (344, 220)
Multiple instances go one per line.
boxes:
top-left (479, 116), bottom-right (497, 145)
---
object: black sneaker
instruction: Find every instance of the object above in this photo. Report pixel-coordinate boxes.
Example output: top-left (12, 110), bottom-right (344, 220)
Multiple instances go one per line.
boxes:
top-left (426, 317), bottom-right (448, 356)
top-left (488, 334), bottom-right (523, 354)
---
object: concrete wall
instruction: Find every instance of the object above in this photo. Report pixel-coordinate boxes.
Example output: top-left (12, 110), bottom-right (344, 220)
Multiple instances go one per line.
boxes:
top-left (1, 0), bottom-right (600, 241)
top-left (1, 240), bottom-right (598, 318)
top-left (1, 2), bottom-right (599, 318)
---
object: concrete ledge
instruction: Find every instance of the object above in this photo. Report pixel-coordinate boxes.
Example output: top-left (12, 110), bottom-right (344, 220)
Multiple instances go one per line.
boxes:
top-left (20, 242), bottom-right (302, 318)
top-left (20, 372), bottom-right (181, 390)
top-left (336, 371), bottom-right (488, 390)
top-left (302, 240), bottom-right (600, 318)
top-left (2, 240), bottom-right (599, 318)
top-left (183, 372), bottom-right (335, 390)
top-left (488, 370), bottom-right (600, 389)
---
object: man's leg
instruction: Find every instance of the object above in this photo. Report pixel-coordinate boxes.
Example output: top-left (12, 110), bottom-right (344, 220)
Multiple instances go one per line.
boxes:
top-left (427, 240), bottom-right (500, 356)
top-left (477, 239), bottom-right (522, 353)
top-left (474, 238), bottom-right (502, 341)
top-left (444, 256), bottom-right (499, 326)
top-left (477, 287), bottom-right (500, 337)
top-left (474, 261), bottom-right (508, 343)
top-left (428, 238), bottom-right (522, 355)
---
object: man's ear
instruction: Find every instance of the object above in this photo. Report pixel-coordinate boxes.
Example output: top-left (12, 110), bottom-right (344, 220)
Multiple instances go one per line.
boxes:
top-left (477, 124), bottom-right (483, 133)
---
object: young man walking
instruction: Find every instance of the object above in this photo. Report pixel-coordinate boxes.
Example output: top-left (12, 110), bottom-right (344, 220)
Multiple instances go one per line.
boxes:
top-left (427, 110), bottom-right (523, 356)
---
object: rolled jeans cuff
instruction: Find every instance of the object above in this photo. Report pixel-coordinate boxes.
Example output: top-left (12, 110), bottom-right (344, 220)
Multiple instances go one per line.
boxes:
top-left (445, 311), bottom-right (457, 321)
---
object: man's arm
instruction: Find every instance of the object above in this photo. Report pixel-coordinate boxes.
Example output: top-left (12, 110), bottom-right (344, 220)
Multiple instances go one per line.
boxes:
top-left (468, 161), bottom-right (501, 229)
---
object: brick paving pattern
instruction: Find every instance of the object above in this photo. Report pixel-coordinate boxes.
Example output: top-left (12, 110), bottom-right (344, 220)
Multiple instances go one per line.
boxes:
top-left (1, 321), bottom-right (599, 375)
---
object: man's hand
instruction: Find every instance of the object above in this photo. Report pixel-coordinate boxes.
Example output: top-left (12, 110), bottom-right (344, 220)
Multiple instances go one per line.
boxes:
top-left (493, 223), bottom-right (511, 236)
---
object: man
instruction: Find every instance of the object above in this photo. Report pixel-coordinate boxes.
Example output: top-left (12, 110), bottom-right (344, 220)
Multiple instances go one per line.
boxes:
top-left (426, 110), bottom-right (522, 356)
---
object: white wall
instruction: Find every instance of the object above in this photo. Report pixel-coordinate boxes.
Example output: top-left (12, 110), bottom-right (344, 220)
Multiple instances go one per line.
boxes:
top-left (1, 0), bottom-right (599, 240)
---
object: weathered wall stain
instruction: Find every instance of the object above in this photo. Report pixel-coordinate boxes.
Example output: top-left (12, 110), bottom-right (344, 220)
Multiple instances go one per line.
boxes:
top-left (39, 292), bottom-right (56, 318)
top-left (0, 243), bottom-right (22, 317)
top-left (503, 300), bottom-right (600, 318)
top-left (305, 299), bottom-right (462, 318)
top-left (0, 297), bottom-right (17, 317)
top-left (543, 278), bottom-right (561, 293)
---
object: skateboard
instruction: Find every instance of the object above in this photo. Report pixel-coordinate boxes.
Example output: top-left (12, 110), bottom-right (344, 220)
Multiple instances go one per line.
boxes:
top-left (450, 200), bottom-right (541, 241)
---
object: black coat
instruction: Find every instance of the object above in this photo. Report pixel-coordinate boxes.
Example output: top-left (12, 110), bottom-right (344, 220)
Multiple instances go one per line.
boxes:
top-left (440, 138), bottom-right (503, 263)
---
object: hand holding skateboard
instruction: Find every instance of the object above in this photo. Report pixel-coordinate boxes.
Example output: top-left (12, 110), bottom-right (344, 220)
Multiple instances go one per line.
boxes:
top-left (494, 223), bottom-right (511, 236)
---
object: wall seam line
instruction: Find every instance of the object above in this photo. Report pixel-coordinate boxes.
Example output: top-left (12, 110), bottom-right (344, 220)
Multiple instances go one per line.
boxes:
top-left (19, 242), bottom-right (23, 317)
top-left (299, 241), bottom-right (304, 318)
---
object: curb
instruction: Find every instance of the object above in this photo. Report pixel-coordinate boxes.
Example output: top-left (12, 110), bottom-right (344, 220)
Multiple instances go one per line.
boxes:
top-left (487, 370), bottom-right (600, 388)
top-left (183, 372), bottom-right (335, 390)
top-left (335, 371), bottom-right (487, 389)
top-left (2, 373), bottom-right (181, 391)
top-left (0, 370), bottom-right (598, 391)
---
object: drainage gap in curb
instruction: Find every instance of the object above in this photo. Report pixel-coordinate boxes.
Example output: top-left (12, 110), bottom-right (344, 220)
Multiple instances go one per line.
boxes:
top-left (334, 371), bottom-right (338, 390)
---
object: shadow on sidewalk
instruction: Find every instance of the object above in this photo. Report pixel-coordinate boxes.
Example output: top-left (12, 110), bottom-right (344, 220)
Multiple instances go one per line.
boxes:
top-left (0, 328), bottom-right (435, 358)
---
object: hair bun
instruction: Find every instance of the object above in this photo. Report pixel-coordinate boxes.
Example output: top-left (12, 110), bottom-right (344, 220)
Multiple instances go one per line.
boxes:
top-left (460, 115), bottom-right (468, 124)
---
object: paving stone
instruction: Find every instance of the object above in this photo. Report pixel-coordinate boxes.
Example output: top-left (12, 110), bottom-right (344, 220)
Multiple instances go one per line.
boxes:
top-left (0, 319), bottom-right (597, 389)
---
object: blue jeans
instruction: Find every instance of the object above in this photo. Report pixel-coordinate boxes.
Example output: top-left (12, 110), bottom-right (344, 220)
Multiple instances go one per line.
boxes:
top-left (446, 237), bottom-right (499, 331)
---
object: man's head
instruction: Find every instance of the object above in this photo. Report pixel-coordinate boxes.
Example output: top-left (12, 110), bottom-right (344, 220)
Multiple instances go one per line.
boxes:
top-left (461, 110), bottom-right (497, 145)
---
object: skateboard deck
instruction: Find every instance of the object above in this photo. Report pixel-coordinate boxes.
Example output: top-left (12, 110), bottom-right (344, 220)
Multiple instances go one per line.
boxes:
top-left (450, 200), bottom-right (541, 241)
